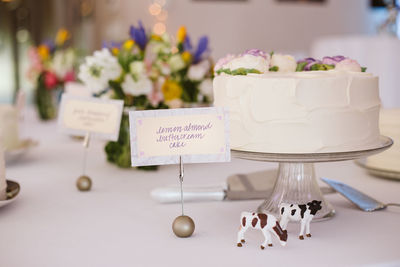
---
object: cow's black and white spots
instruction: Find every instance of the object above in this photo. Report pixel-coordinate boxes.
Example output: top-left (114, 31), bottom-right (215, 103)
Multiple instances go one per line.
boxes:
top-left (237, 212), bottom-right (288, 249)
top-left (279, 200), bottom-right (322, 240)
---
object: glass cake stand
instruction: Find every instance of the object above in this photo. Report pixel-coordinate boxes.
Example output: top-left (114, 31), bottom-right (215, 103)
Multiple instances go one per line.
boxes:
top-left (231, 135), bottom-right (393, 221)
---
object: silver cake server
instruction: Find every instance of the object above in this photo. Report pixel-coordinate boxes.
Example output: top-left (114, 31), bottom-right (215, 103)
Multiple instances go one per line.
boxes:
top-left (321, 177), bottom-right (400, 211)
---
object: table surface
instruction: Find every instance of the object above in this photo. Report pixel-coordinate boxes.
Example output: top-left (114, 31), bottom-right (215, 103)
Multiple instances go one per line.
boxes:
top-left (1, 111), bottom-right (400, 267)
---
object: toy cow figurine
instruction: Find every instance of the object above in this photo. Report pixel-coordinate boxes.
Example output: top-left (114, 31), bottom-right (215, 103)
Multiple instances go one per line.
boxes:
top-left (237, 212), bottom-right (288, 249)
top-left (279, 200), bottom-right (322, 240)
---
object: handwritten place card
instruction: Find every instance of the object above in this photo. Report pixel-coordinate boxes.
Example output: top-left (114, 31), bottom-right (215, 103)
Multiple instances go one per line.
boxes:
top-left (58, 94), bottom-right (124, 141)
top-left (129, 107), bottom-right (230, 166)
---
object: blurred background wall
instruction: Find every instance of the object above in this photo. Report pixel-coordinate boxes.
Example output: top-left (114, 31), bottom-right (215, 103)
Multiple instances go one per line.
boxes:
top-left (0, 0), bottom-right (398, 105)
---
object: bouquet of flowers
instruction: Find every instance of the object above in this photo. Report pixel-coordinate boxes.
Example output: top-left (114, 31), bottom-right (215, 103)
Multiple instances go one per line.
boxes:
top-left (28, 29), bottom-right (79, 120)
top-left (78, 22), bottom-right (214, 168)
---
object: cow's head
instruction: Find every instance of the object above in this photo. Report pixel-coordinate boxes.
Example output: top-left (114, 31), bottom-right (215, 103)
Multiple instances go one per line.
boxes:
top-left (307, 200), bottom-right (322, 215)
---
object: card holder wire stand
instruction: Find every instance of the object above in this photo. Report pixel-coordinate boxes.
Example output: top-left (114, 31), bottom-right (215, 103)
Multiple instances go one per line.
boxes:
top-left (172, 156), bottom-right (196, 238)
top-left (76, 132), bottom-right (92, 191)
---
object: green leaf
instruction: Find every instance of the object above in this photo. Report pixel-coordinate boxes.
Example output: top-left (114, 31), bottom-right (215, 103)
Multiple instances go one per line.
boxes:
top-left (269, 66), bottom-right (279, 72)
top-left (216, 68), bottom-right (232, 75)
top-left (361, 67), bottom-right (367, 72)
top-left (270, 51), bottom-right (274, 57)
top-left (296, 62), bottom-right (307, 72)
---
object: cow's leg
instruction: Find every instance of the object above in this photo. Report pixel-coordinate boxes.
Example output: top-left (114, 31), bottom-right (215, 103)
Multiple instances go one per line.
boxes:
top-left (299, 219), bottom-right (306, 240)
top-left (260, 230), bottom-right (272, 250)
top-left (306, 218), bottom-right (312, 237)
top-left (237, 226), bottom-right (247, 247)
top-left (279, 216), bottom-right (289, 230)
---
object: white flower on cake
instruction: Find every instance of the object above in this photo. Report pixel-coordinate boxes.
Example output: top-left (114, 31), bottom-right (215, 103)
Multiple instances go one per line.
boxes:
top-left (227, 49), bottom-right (270, 74)
top-left (270, 54), bottom-right (297, 72)
top-left (334, 59), bottom-right (362, 72)
top-left (121, 74), bottom-right (153, 96)
top-left (199, 78), bottom-right (213, 99)
top-left (188, 60), bottom-right (210, 81)
top-left (168, 54), bottom-right (186, 72)
top-left (78, 48), bottom-right (122, 94)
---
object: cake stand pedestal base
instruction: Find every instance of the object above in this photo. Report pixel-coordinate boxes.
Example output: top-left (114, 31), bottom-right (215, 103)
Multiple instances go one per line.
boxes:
top-left (257, 162), bottom-right (334, 221)
top-left (232, 135), bottom-right (393, 221)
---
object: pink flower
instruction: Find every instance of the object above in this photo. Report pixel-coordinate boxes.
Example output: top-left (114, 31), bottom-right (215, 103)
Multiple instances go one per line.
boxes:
top-left (44, 71), bottom-right (58, 89)
top-left (64, 71), bottom-right (75, 82)
top-left (148, 89), bottom-right (164, 107)
top-left (214, 54), bottom-right (235, 71)
top-left (335, 58), bottom-right (362, 72)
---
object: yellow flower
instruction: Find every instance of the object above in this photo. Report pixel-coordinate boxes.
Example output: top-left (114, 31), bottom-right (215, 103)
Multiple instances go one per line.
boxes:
top-left (182, 51), bottom-right (192, 63)
top-left (176, 26), bottom-right (186, 43)
top-left (55, 28), bottom-right (70, 46)
top-left (37, 45), bottom-right (50, 60)
top-left (123, 39), bottom-right (135, 51)
top-left (151, 34), bottom-right (162, 41)
top-left (162, 80), bottom-right (182, 101)
top-left (112, 47), bottom-right (120, 56)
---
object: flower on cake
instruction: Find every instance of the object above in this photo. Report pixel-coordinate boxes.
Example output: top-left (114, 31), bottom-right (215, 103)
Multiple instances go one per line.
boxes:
top-left (334, 58), bottom-right (362, 72)
top-left (214, 50), bottom-right (367, 76)
top-left (270, 53), bottom-right (297, 72)
top-left (216, 49), bottom-right (270, 75)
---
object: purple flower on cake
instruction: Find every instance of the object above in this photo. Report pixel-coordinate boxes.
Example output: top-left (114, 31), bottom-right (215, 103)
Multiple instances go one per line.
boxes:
top-left (242, 49), bottom-right (268, 59)
top-left (334, 58), bottom-right (362, 72)
top-left (214, 54), bottom-right (236, 72)
top-left (321, 55), bottom-right (346, 66)
top-left (297, 57), bottom-right (321, 71)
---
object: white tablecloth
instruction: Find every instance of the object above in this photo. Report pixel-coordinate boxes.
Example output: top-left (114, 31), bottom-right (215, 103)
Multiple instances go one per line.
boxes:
top-left (1, 111), bottom-right (400, 267)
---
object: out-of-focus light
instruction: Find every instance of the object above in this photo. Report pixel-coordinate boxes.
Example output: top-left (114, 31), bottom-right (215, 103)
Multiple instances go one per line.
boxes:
top-left (149, 3), bottom-right (162, 16)
top-left (16, 29), bottom-right (29, 43)
top-left (154, 0), bottom-right (166, 6)
top-left (156, 10), bottom-right (168, 21)
top-left (153, 22), bottom-right (166, 35)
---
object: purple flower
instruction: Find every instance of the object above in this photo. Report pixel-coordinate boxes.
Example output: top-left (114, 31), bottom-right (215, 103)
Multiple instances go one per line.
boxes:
top-left (193, 36), bottom-right (209, 64)
top-left (242, 49), bottom-right (268, 59)
top-left (322, 55), bottom-right (346, 65)
top-left (43, 39), bottom-right (56, 53)
top-left (297, 57), bottom-right (322, 71)
top-left (183, 36), bottom-right (192, 52)
top-left (129, 21), bottom-right (147, 50)
top-left (102, 41), bottom-right (122, 50)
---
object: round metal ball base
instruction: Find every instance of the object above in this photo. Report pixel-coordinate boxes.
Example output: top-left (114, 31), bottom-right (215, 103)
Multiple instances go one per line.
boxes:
top-left (172, 215), bottom-right (195, 238)
top-left (76, 175), bottom-right (92, 191)
top-left (232, 136), bottom-right (393, 221)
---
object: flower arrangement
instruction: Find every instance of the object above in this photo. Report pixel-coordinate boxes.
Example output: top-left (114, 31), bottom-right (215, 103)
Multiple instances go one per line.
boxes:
top-left (78, 22), bottom-right (214, 168)
top-left (28, 29), bottom-right (79, 120)
top-left (214, 49), bottom-right (366, 75)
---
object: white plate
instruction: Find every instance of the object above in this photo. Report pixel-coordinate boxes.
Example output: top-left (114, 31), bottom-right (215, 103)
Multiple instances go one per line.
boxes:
top-left (355, 158), bottom-right (400, 180)
top-left (5, 139), bottom-right (38, 164)
top-left (0, 180), bottom-right (20, 208)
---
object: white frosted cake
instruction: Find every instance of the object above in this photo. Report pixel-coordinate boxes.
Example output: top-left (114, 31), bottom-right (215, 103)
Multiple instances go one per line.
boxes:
top-left (0, 104), bottom-right (20, 150)
top-left (213, 50), bottom-right (381, 153)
